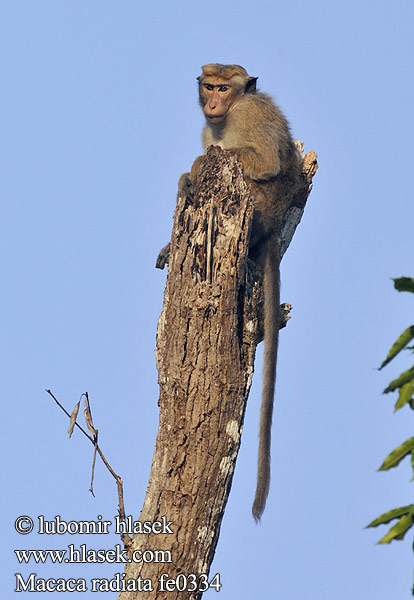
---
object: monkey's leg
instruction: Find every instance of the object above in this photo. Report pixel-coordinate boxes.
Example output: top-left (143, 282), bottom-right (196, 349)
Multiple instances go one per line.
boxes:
top-left (155, 172), bottom-right (193, 270)
top-left (190, 154), bottom-right (207, 183)
top-left (177, 172), bottom-right (192, 200)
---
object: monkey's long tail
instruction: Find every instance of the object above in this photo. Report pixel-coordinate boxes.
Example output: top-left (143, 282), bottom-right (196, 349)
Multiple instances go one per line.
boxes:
top-left (252, 240), bottom-right (280, 521)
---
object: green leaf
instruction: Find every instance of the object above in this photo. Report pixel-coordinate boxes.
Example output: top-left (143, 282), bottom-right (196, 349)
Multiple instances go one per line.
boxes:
top-left (378, 438), bottom-right (414, 471)
top-left (412, 450), bottom-right (414, 481)
top-left (377, 513), bottom-right (414, 544)
top-left (393, 277), bottom-right (414, 293)
top-left (394, 380), bottom-right (414, 411)
top-left (380, 326), bottom-right (414, 369)
top-left (366, 505), bottom-right (414, 528)
top-left (383, 367), bottom-right (414, 393)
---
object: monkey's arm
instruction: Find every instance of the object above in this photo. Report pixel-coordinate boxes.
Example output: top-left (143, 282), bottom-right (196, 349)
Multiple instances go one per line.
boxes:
top-left (155, 172), bottom-right (192, 270)
top-left (226, 145), bottom-right (280, 181)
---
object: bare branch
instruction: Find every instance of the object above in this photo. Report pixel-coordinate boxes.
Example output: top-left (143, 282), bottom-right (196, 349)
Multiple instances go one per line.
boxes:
top-left (46, 388), bottom-right (131, 546)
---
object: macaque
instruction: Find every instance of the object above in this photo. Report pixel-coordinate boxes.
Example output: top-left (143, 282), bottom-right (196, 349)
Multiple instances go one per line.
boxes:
top-left (156, 64), bottom-right (302, 520)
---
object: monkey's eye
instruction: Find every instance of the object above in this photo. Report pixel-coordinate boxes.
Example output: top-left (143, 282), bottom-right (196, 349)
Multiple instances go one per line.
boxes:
top-left (204, 84), bottom-right (214, 91)
top-left (218, 85), bottom-right (229, 92)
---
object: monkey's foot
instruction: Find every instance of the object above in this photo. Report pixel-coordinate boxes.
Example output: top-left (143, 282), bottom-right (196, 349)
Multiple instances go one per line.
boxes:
top-left (279, 303), bottom-right (292, 329)
top-left (156, 243), bottom-right (171, 270)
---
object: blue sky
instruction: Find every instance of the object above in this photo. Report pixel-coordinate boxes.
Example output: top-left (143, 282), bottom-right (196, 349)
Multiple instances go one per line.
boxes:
top-left (2, 1), bottom-right (413, 598)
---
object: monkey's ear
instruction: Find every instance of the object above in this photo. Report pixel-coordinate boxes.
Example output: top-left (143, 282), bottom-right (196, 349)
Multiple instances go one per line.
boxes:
top-left (197, 76), bottom-right (201, 82)
top-left (245, 77), bottom-right (258, 93)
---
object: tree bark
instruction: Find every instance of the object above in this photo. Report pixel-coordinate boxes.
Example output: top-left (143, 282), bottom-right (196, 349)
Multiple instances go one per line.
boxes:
top-left (118, 145), bottom-right (317, 600)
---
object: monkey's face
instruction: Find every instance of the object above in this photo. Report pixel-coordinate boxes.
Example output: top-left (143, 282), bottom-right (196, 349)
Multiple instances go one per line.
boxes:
top-left (199, 78), bottom-right (240, 124)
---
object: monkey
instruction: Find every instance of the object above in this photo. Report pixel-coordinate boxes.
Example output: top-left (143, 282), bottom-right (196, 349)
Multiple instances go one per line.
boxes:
top-left (156, 64), bottom-right (302, 520)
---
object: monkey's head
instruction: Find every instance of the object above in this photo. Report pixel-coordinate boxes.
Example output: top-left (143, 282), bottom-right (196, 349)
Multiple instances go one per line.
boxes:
top-left (198, 64), bottom-right (258, 124)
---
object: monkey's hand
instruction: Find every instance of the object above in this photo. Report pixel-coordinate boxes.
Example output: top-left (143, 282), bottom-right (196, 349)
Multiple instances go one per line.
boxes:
top-left (155, 243), bottom-right (171, 270)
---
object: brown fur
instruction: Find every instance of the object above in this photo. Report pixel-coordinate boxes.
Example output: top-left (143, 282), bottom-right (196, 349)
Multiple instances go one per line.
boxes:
top-left (156, 64), bottom-right (302, 520)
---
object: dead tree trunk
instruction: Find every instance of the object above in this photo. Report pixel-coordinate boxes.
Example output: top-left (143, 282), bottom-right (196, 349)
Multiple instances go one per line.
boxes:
top-left (118, 145), bottom-right (317, 600)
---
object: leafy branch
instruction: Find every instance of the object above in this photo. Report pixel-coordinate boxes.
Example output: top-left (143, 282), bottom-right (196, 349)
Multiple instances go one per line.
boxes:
top-left (366, 276), bottom-right (414, 593)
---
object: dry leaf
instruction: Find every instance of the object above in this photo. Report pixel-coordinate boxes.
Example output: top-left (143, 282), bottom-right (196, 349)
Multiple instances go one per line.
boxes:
top-left (67, 402), bottom-right (80, 438)
top-left (83, 397), bottom-right (97, 436)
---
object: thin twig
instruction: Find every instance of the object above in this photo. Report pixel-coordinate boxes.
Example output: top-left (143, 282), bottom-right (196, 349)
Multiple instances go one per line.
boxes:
top-left (46, 388), bottom-right (131, 546)
top-left (89, 444), bottom-right (98, 497)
